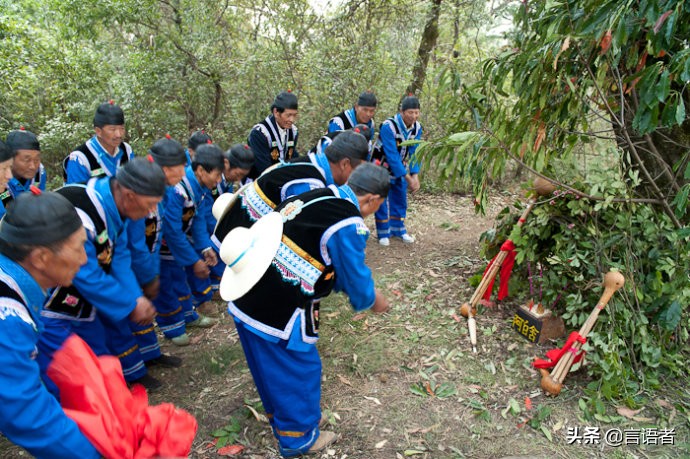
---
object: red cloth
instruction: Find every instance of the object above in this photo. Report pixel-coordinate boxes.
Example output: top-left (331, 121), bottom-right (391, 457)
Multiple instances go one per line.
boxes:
top-left (47, 335), bottom-right (197, 458)
top-left (482, 240), bottom-right (517, 302)
top-left (532, 331), bottom-right (587, 369)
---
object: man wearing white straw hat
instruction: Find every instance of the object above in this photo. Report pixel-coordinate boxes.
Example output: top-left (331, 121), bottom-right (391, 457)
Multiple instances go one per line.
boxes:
top-left (216, 163), bottom-right (391, 457)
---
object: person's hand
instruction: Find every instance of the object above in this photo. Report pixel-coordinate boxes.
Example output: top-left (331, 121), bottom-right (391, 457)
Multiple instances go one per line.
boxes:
top-left (142, 277), bottom-right (160, 300)
top-left (202, 248), bottom-right (218, 267)
top-left (193, 259), bottom-right (210, 278)
top-left (371, 289), bottom-right (390, 314)
top-left (129, 296), bottom-right (156, 325)
top-left (405, 174), bottom-right (420, 193)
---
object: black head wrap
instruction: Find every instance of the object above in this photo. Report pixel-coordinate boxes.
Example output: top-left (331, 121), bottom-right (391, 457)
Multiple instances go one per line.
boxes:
top-left (116, 157), bottom-right (166, 197)
top-left (226, 144), bottom-right (255, 170)
top-left (0, 190), bottom-right (82, 246)
top-left (193, 144), bottom-right (225, 172)
top-left (401, 95), bottom-right (421, 111)
top-left (6, 129), bottom-right (40, 153)
top-left (93, 101), bottom-right (125, 127)
top-left (272, 91), bottom-right (298, 111)
top-left (0, 140), bottom-right (10, 162)
top-left (352, 124), bottom-right (373, 141)
top-left (347, 162), bottom-right (390, 198)
top-left (357, 90), bottom-right (377, 107)
top-left (188, 130), bottom-right (212, 150)
top-left (149, 137), bottom-right (186, 166)
top-left (324, 130), bottom-right (369, 162)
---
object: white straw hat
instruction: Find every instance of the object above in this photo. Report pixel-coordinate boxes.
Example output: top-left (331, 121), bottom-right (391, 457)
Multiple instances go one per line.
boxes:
top-left (219, 212), bottom-right (283, 301)
top-left (212, 182), bottom-right (252, 227)
top-left (212, 192), bottom-right (235, 221)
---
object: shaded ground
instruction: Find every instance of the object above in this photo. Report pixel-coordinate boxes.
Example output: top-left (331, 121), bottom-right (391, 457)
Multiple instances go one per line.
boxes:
top-left (2, 189), bottom-right (688, 458)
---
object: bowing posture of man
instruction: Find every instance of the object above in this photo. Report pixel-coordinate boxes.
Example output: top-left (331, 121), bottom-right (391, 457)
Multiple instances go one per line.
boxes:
top-left (38, 159), bottom-right (161, 391)
top-left (0, 190), bottom-right (101, 459)
top-left (218, 163), bottom-right (391, 457)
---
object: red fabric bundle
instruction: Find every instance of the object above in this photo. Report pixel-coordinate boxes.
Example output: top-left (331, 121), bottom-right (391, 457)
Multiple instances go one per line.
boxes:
top-left (482, 240), bottom-right (517, 302)
top-left (47, 335), bottom-right (197, 458)
top-left (532, 331), bottom-right (587, 369)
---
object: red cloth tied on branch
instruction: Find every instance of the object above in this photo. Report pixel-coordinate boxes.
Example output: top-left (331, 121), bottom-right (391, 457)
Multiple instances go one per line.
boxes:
top-left (532, 331), bottom-right (587, 369)
top-left (482, 240), bottom-right (517, 302)
top-left (47, 335), bottom-right (197, 458)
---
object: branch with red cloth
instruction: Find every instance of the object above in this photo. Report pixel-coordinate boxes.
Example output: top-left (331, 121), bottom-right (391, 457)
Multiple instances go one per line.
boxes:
top-left (481, 239), bottom-right (517, 302)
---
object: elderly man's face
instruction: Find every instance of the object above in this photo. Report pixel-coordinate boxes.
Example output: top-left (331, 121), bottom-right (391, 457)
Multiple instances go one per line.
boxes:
top-left (273, 108), bottom-right (298, 130)
top-left (44, 227), bottom-right (88, 288)
top-left (11, 150), bottom-right (40, 181)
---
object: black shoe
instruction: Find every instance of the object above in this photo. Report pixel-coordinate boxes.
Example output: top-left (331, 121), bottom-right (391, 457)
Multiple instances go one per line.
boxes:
top-left (130, 373), bottom-right (162, 391)
top-left (147, 354), bottom-right (182, 368)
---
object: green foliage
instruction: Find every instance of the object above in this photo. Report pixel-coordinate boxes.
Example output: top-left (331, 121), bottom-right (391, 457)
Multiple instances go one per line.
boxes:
top-left (488, 150), bottom-right (690, 399)
top-left (409, 380), bottom-right (457, 399)
top-left (421, 0), bottom-right (690, 220)
top-left (210, 417), bottom-right (242, 448)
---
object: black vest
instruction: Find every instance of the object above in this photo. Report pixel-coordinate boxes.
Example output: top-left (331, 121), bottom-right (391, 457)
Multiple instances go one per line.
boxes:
top-left (0, 279), bottom-right (29, 311)
top-left (62, 142), bottom-right (131, 181)
top-left (1, 170), bottom-right (43, 208)
top-left (0, 189), bottom-right (12, 209)
top-left (248, 116), bottom-right (298, 179)
top-left (371, 116), bottom-right (420, 171)
top-left (44, 182), bottom-right (112, 321)
top-left (144, 212), bottom-right (161, 253)
top-left (331, 110), bottom-right (356, 131)
top-left (214, 162), bottom-right (326, 243)
top-left (233, 188), bottom-right (361, 337)
top-left (160, 178), bottom-right (196, 258)
top-left (307, 131), bottom-right (339, 155)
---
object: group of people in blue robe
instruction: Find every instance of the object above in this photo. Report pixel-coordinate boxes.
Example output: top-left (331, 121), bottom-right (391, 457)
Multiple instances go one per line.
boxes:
top-left (0, 88), bottom-right (423, 458)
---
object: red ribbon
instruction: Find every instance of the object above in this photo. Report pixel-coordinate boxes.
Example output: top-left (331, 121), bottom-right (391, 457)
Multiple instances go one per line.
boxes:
top-left (532, 331), bottom-right (587, 369)
top-left (482, 240), bottom-right (517, 302)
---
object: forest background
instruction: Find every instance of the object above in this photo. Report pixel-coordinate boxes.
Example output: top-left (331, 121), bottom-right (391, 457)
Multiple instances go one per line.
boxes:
top-left (2, 0), bottom-right (690, 447)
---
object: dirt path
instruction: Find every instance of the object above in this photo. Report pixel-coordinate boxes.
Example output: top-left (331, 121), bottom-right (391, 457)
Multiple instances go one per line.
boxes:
top-left (1, 190), bottom-right (686, 458)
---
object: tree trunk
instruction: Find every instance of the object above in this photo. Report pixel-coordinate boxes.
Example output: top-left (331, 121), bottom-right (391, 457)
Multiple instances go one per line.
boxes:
top-left (406, 0), bottom-right (442, 96)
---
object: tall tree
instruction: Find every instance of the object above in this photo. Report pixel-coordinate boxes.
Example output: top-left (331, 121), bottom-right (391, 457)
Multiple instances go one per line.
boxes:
top-left (406, 0), bottom-right (442, 95)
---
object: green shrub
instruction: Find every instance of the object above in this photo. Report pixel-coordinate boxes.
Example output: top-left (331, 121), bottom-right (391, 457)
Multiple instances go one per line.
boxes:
top-left (486, 156), bottom-right (689, 401)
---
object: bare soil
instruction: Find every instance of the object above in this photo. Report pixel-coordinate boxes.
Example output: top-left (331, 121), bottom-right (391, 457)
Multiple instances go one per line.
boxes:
top-left (1, 189), bottom-right (686, 459)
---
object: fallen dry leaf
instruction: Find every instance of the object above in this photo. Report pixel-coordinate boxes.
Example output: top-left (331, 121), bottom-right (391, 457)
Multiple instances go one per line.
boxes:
top-left (616, 406), bottom-right (643, 419)
top-left (656, 399), bottom-right (673, 409)
top-left (218, 444), bottom-right (245, 456)
top-left (375, 439), bottom-right (388, 449)
top-left (337, 374), bottom-right (353, 386)
top-left (632, 416), bottom-right (654, 422)
top-left (352, 313), bottom-right (367, 321)
top-left (245, 403), bottom-right (268, 423)
top-left (364, 396), bottom-right (382, 405)
top-left (524, 396), bottom-right (533, 411)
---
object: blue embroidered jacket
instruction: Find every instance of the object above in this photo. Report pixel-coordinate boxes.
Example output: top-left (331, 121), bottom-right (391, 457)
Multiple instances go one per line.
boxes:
top-left (160, 167), bottom-right (213, 267)
top-left (379, 113), bottom-right (422, 179)
top-left (64, 136), bottom-right (134, 184)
